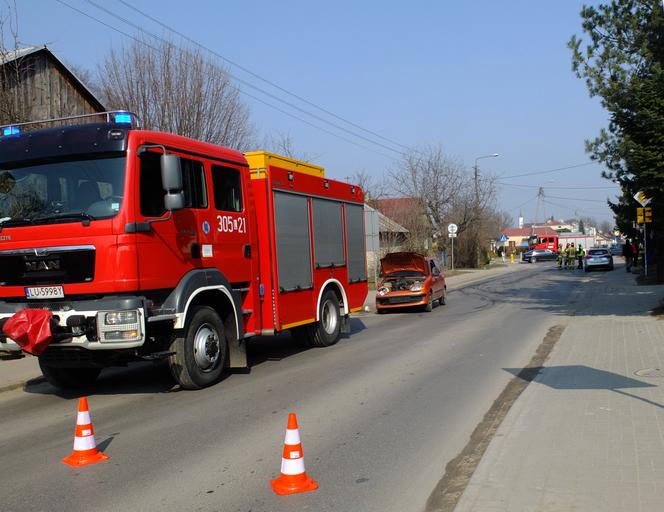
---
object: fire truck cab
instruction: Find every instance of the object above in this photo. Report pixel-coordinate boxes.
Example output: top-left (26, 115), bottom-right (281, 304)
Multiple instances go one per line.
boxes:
top-left (0, 112), bottom-right (368, 389)
top-left (528, 234), bottom-right (559, 252)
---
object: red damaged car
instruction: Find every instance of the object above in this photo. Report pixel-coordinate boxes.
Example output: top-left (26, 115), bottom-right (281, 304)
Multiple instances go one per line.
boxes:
top-left (375, 252), bottom-right (446, 313)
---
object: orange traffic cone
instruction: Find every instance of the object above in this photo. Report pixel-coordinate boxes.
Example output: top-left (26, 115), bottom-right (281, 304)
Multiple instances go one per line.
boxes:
top-left (62, 397), bottom-right (109, 467)
top-left (270, 412), bottom-right (318, 495)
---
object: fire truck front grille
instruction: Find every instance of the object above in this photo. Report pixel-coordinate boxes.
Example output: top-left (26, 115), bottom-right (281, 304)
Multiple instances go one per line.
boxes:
top-left (0, 247), bottom-right (95, 286)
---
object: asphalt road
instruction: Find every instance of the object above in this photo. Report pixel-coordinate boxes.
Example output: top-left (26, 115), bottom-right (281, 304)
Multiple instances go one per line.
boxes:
top-left (0, 263), bottom-right (586, 512)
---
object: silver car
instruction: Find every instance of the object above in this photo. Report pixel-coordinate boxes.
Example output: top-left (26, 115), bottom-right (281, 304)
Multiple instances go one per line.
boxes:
top-left (584, 248), bottom-right (614, 271)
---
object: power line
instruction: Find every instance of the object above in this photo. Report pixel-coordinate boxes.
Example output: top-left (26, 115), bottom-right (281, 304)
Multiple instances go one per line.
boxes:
top-left (545, 194), bottom-right (611, 204)
top-left (497, 182), bottom-right (618, 190)
top-left (542, 199), bottom-right (611, 218)
top-left (498, 162), bottom-right (596, 180)
top-left (240, 89), bottom-right (397, 160)
top-left (512, 194), bottom-right (539, 213)
top-left (114, 0), bottom-right (414, 153)
top-left (77, 0), bottom-right (406, 157)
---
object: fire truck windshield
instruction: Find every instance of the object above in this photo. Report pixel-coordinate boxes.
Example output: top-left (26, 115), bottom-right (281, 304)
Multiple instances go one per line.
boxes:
top-left (0, 155), bottom-right (126, 226)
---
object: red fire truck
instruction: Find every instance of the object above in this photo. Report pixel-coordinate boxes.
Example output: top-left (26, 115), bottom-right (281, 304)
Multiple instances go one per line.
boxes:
top-left (0, 112), bottom-right (368, 389)
top-left (527, 233), bottom-right (559, 251)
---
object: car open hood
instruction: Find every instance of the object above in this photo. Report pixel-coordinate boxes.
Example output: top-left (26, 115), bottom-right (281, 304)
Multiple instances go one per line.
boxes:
top-left (380, 252), bottom-right (427, 275)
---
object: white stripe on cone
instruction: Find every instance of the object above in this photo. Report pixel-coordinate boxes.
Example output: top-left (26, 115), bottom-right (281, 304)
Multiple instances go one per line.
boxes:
top-left (280, 456), bottom-right (306, 475)
top-left (73, 434), bottom-right (97, 451)
top-left (284, 428), bottom-right (301, 445)
top-left (77, 411), bottom-right (91, 425)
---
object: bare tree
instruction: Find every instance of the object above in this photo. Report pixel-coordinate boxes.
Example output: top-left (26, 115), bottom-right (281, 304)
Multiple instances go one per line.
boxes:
top-left (263, 132), bottom-right (320, 162)
top-left (0, 1), bottom-right (27, 125)
top-left (99, 38), bottom-right (254, 150)
top-left (66, 62), bottom-right (103, 102)
top-left (599, 219), bottom-right (613, 234)
top-left (350, 170), bottom-right (388, 205)
top-left (387, 145), bottom-right (498, 266)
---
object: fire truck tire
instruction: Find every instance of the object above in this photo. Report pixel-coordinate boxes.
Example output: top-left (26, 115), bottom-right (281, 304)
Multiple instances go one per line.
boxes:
top-left (293, 290), bottom-right (341, 347)
top-left (168, 306), bottom-right (227, 390)
top-left (38, 361), bottom-right (101, 389)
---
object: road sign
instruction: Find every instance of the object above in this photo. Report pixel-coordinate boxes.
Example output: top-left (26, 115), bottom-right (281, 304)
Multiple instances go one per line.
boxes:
top-left (634, 190), bottom-right (651, 207)
top-left (448, 233), bottom-right (457, 238)
top-left (638, 207), bottom-right (653, 224)
top-left (447, 223), bottom-right (458, 234)
top-left (499, 234), bottom-right (508, 243)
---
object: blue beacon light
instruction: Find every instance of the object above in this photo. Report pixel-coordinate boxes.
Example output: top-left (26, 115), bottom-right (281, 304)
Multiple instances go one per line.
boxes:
top-left (114, 112), bottom-right (132, 124)
top-left (2, 126), bottom-right (20, 136)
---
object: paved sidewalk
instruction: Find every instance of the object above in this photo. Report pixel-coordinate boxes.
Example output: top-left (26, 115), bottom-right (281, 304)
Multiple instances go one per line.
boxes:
top-left (455, 266), bottom-right (664, 511)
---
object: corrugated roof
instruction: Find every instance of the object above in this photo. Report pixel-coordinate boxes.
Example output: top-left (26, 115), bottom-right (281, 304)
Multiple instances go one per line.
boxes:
top-left (0, 46), bottom-right (44, 65)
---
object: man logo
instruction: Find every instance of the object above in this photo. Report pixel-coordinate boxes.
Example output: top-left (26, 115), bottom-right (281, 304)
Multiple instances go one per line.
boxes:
top-left (25, 259), bottom-right (61, 272)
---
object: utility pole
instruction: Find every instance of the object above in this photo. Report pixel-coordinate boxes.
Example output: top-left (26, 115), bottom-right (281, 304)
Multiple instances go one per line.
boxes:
top-left (473, 154), bottom-right (499, 267)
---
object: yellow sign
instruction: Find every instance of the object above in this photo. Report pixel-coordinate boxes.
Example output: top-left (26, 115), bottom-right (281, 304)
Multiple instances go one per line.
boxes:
top-left (634, 190), bottom-right (651, 207)
top-left (637, 207), bottom-right (653, 224)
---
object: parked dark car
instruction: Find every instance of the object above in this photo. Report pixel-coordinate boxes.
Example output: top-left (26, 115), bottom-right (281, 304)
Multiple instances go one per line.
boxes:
top-left (584, 248), bottom-right (614, 271)
top-left (521, 249), bottom-right (558, 263)
top-left (609, 244), bottom-right (623, 256)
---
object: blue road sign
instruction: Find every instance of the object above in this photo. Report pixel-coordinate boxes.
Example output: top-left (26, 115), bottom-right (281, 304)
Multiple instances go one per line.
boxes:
top-left (499, 234), bottom-right (509, 243)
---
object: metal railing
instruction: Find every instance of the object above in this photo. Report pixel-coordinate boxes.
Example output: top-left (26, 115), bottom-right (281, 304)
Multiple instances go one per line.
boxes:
top-left (0, 110), bottom-right (140, 132)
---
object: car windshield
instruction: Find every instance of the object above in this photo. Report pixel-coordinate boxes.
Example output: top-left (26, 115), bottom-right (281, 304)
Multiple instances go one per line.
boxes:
top-left (0, 156), bottom-right (126, 225)
top-left (589, 249), bottom-right (609, 255)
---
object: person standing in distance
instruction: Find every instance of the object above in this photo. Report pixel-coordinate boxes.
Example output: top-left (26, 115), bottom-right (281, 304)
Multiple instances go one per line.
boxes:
top-left (623, 239), bottom-right (632, 272)
top-left (577, 244), bottom-right (585, 270)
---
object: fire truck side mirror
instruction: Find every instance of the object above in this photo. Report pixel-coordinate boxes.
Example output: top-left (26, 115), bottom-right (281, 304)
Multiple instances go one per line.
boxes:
top-left (161, 154), bottom-right (184, 211)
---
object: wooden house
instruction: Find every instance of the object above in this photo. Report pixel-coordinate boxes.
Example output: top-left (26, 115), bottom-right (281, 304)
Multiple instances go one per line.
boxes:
top-left (0, 45), bottom-right (104, 125)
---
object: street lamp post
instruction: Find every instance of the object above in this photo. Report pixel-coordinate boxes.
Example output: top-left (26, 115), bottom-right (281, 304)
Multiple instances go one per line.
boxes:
top-left (473, 153), bottom-right (499, 267)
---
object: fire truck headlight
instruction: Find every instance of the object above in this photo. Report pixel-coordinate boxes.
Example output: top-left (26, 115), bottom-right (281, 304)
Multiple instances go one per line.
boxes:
top-left (96, 310), bottom-right (142, 343)
top-left (104, 310), bottom-right (138, 325)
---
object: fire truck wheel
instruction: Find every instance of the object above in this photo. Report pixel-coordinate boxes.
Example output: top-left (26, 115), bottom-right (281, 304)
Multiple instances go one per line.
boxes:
top-left (313, 290), bottom-right (342, 347)
top-left (169, 306), bottom-right (227, 389)
top-left (291, 290), bottom-right (341, 347)
top-left (38, 361), bottom-right (101, 389)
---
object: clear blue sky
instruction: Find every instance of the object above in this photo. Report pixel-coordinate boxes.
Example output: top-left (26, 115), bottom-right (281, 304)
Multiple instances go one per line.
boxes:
top-left (10, 0), bottom-right (618, 224)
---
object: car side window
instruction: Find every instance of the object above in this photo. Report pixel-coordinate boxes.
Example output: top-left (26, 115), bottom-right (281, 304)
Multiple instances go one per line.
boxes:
top-left (430, 260), bottom-right (440, 276)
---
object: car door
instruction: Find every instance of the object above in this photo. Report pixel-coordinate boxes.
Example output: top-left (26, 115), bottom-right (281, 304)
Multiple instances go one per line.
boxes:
top-left (430, 259), bottom-right (443, 298)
